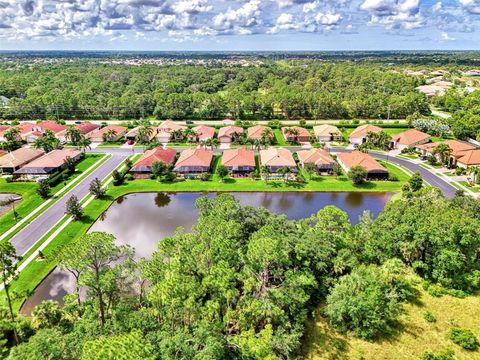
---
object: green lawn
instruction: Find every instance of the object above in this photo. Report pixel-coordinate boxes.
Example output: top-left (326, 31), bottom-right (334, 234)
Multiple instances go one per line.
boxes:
top-left (0, 154), bottom-right (105, 239)
top-left (459, 181), bottom-right (480, 193)
top-left (273, 129), bottom-right (287, 146)
top-left (303, 278), bottom-right (480, 360)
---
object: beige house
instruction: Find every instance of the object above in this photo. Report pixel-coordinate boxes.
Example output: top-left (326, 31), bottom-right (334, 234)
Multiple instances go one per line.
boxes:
top-left (416, 140), bottom-right (476, 167)
top-left (349, 124), bottom-right (382, 145)
top-left (218, 126), bottom-right (243, 143)
top-left (14, 149), bottom-right (81, 179)
top-left (88, 125), bottom-right (127, 143)
top-left (297, 149), bottom-right (336, 172)
top-left (337, 151), bottom-right (388, 180)
top-left (259, 148), bottom-right (297, 174)
top-left (173, 148), bottom-right (213, 177)
top-left (0, 148), bottom-right (45, 174)
top-left (157, 120), bottom-right (187, 143)
top-left (313, 125), bottom-right (343, 143)
top-left (392, 129), bottom-right (430, 150)
top-left (457, 149), bottom-right (480, 168)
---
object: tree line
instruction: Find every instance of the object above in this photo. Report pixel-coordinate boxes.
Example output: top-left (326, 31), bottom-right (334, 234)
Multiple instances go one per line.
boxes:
top-left (0, 61), bottom-right (430, 121)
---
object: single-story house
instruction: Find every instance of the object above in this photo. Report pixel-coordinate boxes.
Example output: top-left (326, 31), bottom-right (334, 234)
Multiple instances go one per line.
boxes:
top-left (76, 122), bottom-right (101, 137)
top-left (416, 140), bottom-right (476, 167)
top-left (25, 131), bottom-right (44, 144)
top-left (259, 148), bottom-right (297, 174)
top-left (15, 122), bottom-right (36, 142)
top-left (218, 126), bottom-right (243, 143)
top-left (281, 126), bottom-right (311, 143)
top-left (416, 81), bottom-right (452, 98)
top-left (297, 148), bottom-right (336, 173)
top-left (337, 151), bottom-right (388, 180)
top-left (32, 120), bottom-right (68, 141)
top-left (247, 125), bottom-right (274, 140)
top-left (130, 147), bottom-right (176, 179)
top-left (0, 126), bottom-right (10, 141)
top-left (392, 129), bottom-right (430, 150)
top-left (349, 124), bottom-right (382, 145)
top-left (125, 126), bottom-right (157, 143)
top-left (157, 120), bottom-right (187, 143)
top-left (191, 126), bottom-right (215, 142)
top-left (313, 125), bottom-right (343, 143)
top-left (173, 148), bottom-right (213, 177)
top-left (14, 149), bottom-right (81, 179)
top-left (457, 149), bottom-right (480, 168)
top-left (0, 150), bottom-right (6, 157)
top-left (221, 148), bottom-right (256, 176)
top-left (88, 125), bottom-right (127, 143)
top-left (0, 148), bottom-right (45, 174)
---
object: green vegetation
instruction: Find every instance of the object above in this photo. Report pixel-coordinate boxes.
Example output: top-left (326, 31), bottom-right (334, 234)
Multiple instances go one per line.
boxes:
top-left (0, 61), bottom-right (430, 120)
top-left (448, 328), bottom-right (479, 351)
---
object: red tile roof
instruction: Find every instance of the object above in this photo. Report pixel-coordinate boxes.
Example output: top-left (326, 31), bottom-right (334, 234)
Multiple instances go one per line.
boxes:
top-left (15, 122), bottom-right (35, 135)
top-left (337, 151), bottom-right (387, 172)
top-left (393, 129), bottom-right (430, 146)
top-left (75, 122), bottom-right (101, 135)
top-left (36, 120), bottom-right (68, 134)
top-left (192, 125), bottom-right (215, 140)
top-left (221, 148), bottom-right (255, 167)
top-left (175, 148), bottom-right (213, 168)
top-left (132, 147), bottom-right (176, 169)
top-left (218, 126), bottom-right (243, 138)
top-left (417, 140), bottom-right (475, 158)
top-left (247, 126), bottom-right (273, 139)
top-left (90, 125), bottom-right (127, 138)
top-left (281, 126), bottom-right (310, 139)
top-left (457, 149), bottom-right (480, 166)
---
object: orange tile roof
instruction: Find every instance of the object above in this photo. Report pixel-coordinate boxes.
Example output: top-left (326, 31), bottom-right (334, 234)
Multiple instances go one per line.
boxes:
top-left (221, 148), bottom-right (255, 167)
top-left (175, 148), bottom-right (213, 168)
top-left (297, 148), bottom-right (334, 166)
top-left (192, 126), bottom-right (215, 140)
top-left (349, 124), bottom-right (382, 139)
top-left (393, 129), bottom-right (430, 146)
top-left (91, 125), bottom-right (127, 137)
top-left (75, 122), bottom-right (100, 135)
top-left (337, 151), bottom-right (387, 172)
top-left (457, 149), bottom-right (480, 166)
top-left (260, 148), bottom-right (296, 167)
top-left (281, 126), bottom-right (310, 138)
top-left (132, 147), bottom-right (176, 168)
top-left (15, 122), bottom-right (35, 135)
top-left (247, 126), bottom-right (273, 139)
top-left (218, 126), bottom-right (243, 138)
top-left (417, 140), bottom-right (475, 158)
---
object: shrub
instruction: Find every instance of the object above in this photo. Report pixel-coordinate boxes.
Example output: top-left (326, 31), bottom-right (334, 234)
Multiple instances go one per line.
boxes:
top-left (5, 176), bottom-right (13, 183)
top-left (333, 339), bottom-right (347, 351)
top-left (348, 165), bottom-right (368, 185)
top-left (423, 311), bottom-right (437, 323)
top-left (36, 179), bottom-right (51, 199)
top-left (199, 172), bottom-right (210, 181)
top-left (388, 174), bottom-right (399, 182)
top-left (448, 328), bottom-right (479, 351)
top-left (420, 349), bottom-right (456, 360)
top-left (124, 173), bottom-right (134, 181)
top-left (427, 155), bottom-right (438, 166)
top-left (112, 170), bottom-right (124, 186)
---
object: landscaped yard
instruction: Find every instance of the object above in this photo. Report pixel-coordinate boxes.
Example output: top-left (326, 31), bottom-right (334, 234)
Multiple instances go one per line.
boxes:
top-left (0, 153), bottom-right (105, 238)
top-left (302, 278), bottom-right (480, 360)
top-left (273, 128), bottom-right (287, 146)
top-left (459, 181), bottom-right (480, 193)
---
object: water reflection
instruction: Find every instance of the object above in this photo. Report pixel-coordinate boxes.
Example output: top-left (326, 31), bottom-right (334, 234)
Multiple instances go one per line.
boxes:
top-left (21, 191), bottom-right (393, 314)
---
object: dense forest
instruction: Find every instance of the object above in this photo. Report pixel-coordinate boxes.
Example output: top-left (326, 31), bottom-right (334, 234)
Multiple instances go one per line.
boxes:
top-left (2, 188), bottom-right (480, 359)
top-left (0, 61), bottom-right (429, 120)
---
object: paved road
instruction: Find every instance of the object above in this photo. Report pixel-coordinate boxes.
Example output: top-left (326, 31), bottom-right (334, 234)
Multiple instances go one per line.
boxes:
top-left (89, 147), bottom-right (458, 198)
top-left (11, 154), bottom-right (127, 256)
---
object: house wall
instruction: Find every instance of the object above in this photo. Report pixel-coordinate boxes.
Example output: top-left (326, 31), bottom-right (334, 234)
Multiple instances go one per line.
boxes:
top-left (219, 136), bottom-right (232, 143)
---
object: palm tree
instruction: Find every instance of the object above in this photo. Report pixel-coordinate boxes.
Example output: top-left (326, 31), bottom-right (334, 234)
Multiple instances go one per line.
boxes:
top-left (433, 143), bottom-right (452, 165)
top-left (277, 166), bottom-right (291, 182)
top-left (170, 129), bottom-right (184, 142)
top-left (65, 126), bottom-right (82, 145)
top-left (78, 136), bottom-right (92, 153)
top-left (103, 129), bottom-right (118, 143)
top-left (284, 127), bottom-right (299, 143)
top-left (469, 166), bottom-right (480, 184)
top-left (210, 138), bottom-right (219, 149)
top-left (183, 128), bottom-right (197, 143)
top-left (33, 129), bottom-right (59, 153)
top-left (260, 165), bottom-right (270, 182)
top-left (261, 128), bottom-right (273, 145)
top-left (136, 121), bottom-right (154, 144)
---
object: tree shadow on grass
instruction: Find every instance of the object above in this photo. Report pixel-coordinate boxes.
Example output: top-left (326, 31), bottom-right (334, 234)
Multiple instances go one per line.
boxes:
top-left (223, 178), bottom-right (236, 184)
top-left (285, 181), bottom-right (306, 189)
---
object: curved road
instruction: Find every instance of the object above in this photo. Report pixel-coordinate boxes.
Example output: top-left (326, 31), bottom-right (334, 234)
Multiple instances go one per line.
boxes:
top-left (89, 146), bottom-right (457, 198)
top-left (10, 154), bottom-right (127, 256)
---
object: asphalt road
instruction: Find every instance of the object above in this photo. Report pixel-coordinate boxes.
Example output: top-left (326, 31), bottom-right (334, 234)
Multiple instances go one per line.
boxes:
top-left (10, 154), bottom-right (127, 256)
top-left (90, 146), bottom-right (458, 198)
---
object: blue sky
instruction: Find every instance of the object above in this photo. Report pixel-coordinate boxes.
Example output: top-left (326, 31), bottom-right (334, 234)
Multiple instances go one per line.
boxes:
top-left (0, 0), bottom-right (479, 50)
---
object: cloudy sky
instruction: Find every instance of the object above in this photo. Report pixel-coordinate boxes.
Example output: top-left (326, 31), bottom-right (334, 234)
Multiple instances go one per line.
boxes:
top-left (0, 0), bottom-right (479, 50)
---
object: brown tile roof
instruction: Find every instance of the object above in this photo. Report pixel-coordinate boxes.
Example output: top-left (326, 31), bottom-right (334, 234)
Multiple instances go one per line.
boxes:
top-left (281, 126), bottom-right (310, 138)
top-left (158, 120), bottom-right (186, 132)
top-left (247, 126), bottom-right (273, 139)
top-left (36, 120), bottom-right (68, 134)
top-left (393, 129), bottom-right (430, 146)
top-left (417, 140), bottom-right (476, 158)
top-left (218, 126), bottom-right (243, 138)
top-left (260, 148), bottom-right (296, 167)
top-left (75, 122), bottom-right (100, 135)
top-left (15, 149), bottom-right (81, 173)
top-left (192, 126), bottom-right (215, 140)
top-left (89, 125), bottom-right (127, 139)
top-left (174, 148), bottom-right (213, 168)
top-left (0, 148), bottom-right (45, 169)
top-left (297, 148), bottom-right (335, 166)
top-left (457, 149), bottom-right (480, 166)
top-left (349, 124), bottom-right (382, 139)
top-left (221, 149), bottom-right (255, 167)
top-left (132, 147), bottom-right (176, 170)
top-left (0, 150), bottom-right (6, 157)
top-left (313, 125), bottom-right (342, 137)
top-left (337, 151), bottom-right (387, 172)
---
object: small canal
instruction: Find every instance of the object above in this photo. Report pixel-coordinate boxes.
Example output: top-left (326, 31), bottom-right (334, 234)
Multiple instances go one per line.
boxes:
top-left (21, 191), bottom-right (393, 313)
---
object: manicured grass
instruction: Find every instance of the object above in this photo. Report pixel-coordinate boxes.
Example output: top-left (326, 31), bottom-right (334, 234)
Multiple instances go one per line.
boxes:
top-left (302, 279), bottom-right (480, 360)
top-left (459, 181), bottom-right (480, 193)
top-left (0, 154), bottom-right (105, 237)
top-left (340, 127), bottom-right (408, 140)
top-left (273, 129), bottom-right (287, 146)
top-left (96, 143), bottom-right (124, 148)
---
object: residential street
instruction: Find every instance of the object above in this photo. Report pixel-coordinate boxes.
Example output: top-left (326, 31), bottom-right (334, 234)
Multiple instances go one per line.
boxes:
top-left (10, 154), bottom-right (127, 256)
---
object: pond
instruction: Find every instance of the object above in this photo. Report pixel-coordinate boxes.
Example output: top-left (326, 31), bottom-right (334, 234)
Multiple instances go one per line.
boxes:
top-left (21, 191), bottom-right (393, 314)
top-left (0, 193), bottom-right (21, 217)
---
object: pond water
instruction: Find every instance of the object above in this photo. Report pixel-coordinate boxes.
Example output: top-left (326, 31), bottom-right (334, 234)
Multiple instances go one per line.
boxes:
top-left (21, 191), bottom-right (393, 314)
top-left (0, 193), bottom-right (21, 217)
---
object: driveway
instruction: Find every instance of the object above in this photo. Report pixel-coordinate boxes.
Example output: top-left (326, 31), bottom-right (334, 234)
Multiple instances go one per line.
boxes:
top-left (10, 154), bottom-right (127, 256)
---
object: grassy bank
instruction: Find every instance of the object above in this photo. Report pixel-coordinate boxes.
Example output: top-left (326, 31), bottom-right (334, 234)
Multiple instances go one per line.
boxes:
top-left (302, 279), bottom-right (480, 360)
top-left (0, 154), bottom-right (104, 237)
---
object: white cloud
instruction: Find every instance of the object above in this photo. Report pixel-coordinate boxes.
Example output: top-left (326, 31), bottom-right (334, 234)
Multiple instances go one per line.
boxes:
top-left (441, 31), bottom-right (456, 41)
top-left (459, 0), bottom-right (480, 14)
